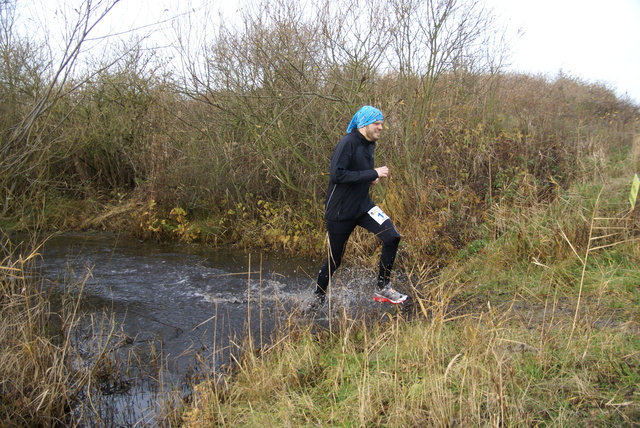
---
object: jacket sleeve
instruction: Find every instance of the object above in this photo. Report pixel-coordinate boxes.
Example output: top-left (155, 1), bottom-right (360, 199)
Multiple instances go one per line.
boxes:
top-left (329, 137), bottom-right (379, 184)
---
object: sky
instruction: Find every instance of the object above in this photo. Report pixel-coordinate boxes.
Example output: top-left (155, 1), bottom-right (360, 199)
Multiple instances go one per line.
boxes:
top-left (485, 0), bottom-right (640, 104)
top-left (14, 0), bottom-right (640, 105)
top-left (117, 0), bottom-right (640, 104)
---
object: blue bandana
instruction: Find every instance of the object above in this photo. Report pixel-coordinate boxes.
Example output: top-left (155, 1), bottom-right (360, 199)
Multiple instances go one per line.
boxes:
top-left (346, 106), bottom-right (384, 133)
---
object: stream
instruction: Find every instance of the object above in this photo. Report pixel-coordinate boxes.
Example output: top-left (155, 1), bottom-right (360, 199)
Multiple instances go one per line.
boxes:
top-left (37, 232), bottom-right (397, 426)
top-left (38, 232), bottom-right (319, 426)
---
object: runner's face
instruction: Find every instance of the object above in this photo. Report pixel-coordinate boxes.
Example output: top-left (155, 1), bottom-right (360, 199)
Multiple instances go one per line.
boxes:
top-left (360, 120), bottom-right (383, 142)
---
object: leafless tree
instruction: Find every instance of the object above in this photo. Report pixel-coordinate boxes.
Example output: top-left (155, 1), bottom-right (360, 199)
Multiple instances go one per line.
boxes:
top-left (0, 0), bottom-right (122, 218)
top-left (170, 0), bottom-right (501, 201)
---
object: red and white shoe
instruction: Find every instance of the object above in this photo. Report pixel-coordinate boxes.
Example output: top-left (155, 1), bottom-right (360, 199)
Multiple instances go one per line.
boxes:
top-left (374, 285), bottom-right (408, 304)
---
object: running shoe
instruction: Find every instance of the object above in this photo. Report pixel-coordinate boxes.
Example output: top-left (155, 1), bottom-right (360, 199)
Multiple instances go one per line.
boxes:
top-left (374, 284), bottom-right (408, 304)
top-left (305, 291), bottom-right (326, 312)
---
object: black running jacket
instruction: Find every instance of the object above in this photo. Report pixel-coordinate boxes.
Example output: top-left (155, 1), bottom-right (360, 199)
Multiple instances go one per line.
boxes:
top-left (324, 130), bottom-right (380, 222)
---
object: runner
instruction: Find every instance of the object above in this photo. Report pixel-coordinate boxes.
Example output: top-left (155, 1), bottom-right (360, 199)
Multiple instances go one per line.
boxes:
top-left (311, 105), bottom-right (407, 309)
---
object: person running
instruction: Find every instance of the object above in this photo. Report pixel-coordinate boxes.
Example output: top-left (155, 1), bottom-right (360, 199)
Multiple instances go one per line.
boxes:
top-left (312, 105), bottom-right (407, 308)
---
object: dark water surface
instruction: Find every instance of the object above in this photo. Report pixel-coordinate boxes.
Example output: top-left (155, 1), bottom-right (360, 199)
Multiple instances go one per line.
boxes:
top-left (39, 232), bottom-right (320, 426)
top-left (37, 232), bottom-right (400, 426)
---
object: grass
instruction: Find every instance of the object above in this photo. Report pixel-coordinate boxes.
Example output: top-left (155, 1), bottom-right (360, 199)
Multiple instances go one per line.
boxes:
top-left (182, 298), bottom-right (640, 426)
top-left (0, 233), bottom-right (180, 427)
top-left (4, 137), bottom-right (640, 426)
top-left (180, 175), bottom-right (640, 427)
top-left (2, 3), bottom-right (640, 423)
top-left (2, 174), bottom-right (639, 426)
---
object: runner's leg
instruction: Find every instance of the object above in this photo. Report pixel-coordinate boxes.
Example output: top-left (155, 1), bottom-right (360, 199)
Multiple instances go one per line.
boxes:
top-left (358, 214), bottom-right (401, 287)
top-left (316, 220), bottom-right (357, 295)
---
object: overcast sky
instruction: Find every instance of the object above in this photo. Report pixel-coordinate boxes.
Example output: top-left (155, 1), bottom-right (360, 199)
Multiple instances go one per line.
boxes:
top-left (16, 0), bottom-right (640, 104)
top-left (485, 0), bottom-right (640, 104)
top-left (121, 0), bottom-right (640, 104)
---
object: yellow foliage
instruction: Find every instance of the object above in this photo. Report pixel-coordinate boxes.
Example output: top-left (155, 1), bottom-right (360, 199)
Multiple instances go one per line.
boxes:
top-left (134, 201), bottom-right (199, 242)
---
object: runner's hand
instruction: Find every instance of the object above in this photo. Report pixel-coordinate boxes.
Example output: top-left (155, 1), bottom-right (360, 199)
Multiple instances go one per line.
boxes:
top-left (375, 166), bottom-right (389, 178)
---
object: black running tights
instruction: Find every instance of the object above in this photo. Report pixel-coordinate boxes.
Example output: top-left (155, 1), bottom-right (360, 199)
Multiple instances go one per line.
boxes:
top-left (316, 214), bottom-right (401, 294)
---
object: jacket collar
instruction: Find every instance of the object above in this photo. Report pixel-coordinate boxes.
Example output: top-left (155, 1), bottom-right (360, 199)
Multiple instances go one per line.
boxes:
top-left (351, 129), bottom-right (376, 145)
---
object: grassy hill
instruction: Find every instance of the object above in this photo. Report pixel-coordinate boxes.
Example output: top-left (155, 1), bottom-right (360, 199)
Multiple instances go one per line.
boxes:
top-left (181, 144), bottom-right (640, 426)
top-left (2, 0), bottom-right (640, 423)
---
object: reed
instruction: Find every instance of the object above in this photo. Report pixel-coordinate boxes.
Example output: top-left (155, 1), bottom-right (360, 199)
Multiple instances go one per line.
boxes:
top-left (182, 272), bottom-right (639, 426)
top-left (180, 172), bottom-right (640, 426)
top-left (2, 0), bottom-right (640, 424)
top-left (0, 233), bottom-right (145, 426)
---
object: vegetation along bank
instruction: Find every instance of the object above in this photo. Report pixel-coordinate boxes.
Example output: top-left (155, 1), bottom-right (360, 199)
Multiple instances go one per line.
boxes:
top-left (2, 0), bottom-right (640, 425)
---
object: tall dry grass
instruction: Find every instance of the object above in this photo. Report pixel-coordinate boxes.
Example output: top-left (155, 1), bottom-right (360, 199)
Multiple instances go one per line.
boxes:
top-left (181, 289), bottom-right (640, 426)
top-left (0, 234), bottom-right (141, 426)
top-left (1, 0), bottom-right (637, 271)
top-left (179, 137), bottom-right (640, 426)
top-left (181, 201), bottom-right (640, 427)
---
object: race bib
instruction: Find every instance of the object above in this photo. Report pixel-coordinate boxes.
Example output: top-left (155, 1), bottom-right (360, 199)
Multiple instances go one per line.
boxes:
top-left (368, 205), bottom-right (389, 225)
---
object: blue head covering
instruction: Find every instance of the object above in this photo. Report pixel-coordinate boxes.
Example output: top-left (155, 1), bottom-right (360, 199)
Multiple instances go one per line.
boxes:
top-left (346, 105), bottom-right (384, 133)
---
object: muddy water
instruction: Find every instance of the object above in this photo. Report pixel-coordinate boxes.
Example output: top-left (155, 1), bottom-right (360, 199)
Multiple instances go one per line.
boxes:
top-left (39, 232), bottom-right (320, 425)
top-left (38, 232), bottom-right (400, 425)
